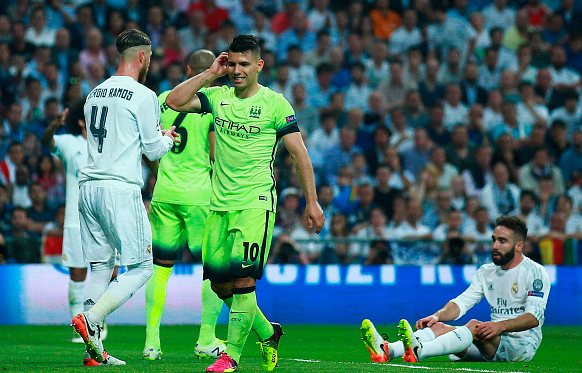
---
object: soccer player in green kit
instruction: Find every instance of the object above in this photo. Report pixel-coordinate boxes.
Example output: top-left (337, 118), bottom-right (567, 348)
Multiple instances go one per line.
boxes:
top-left (167, 35), bottom-right (325, 372)
top-left (142, 49), bottom-right (224, 361)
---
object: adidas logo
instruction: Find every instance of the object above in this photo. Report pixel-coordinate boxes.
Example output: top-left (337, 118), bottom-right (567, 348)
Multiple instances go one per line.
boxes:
top-left (488, 284), bottom-right (494, 291)
top-left (84, 299), bottom-right (95, 306)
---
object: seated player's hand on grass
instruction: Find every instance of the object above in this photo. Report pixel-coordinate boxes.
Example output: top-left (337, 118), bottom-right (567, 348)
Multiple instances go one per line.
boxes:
top-left (162, 125), bottom-right (181, 144)
top-left (416, 314), bottom-right (438, 330)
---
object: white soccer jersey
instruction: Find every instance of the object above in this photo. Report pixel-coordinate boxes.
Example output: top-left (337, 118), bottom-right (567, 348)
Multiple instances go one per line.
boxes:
top-left (51, 134), bottom-right (87, 228)
top-left (81, 76), bottom-right (172, 187)
top-left (450, 256), bottom-right (550, 350)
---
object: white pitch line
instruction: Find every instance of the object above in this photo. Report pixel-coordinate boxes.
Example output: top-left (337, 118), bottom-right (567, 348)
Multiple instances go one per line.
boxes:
top-left (286, 358), bottom-right (531, 373)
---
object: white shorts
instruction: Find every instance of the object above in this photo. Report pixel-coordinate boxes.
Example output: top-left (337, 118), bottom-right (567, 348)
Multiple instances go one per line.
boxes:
top-left (490, 335), bottom-right (537, 362)
top-left (79, 180), bottom-right (152, 266)
top-left (453, 336), bottom-right (537, 362)
top-left (61, 227), bottom-right (88, 268)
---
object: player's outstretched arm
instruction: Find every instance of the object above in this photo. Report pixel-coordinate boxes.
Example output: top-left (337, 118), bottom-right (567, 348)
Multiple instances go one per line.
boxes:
top-left (416, 301), bottom-right (461, 330)
top-left (475, 313), bottom-right (539, 340)
top-left (283, 132), bottom-right (325, 233)
top-left (40, 108), bottom-right (68, 148)
top-left (166, 52), bottom-right (229, 113)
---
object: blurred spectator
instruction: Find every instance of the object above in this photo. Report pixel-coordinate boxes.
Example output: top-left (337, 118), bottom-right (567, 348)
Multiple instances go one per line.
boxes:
top-left (519, 145), bottom-right (565, 194)
top-left (480, 162), bottom-right (521, 221)
top-left (363, 239), bottom-right (393, 265)
top-left (565, 32), bottom-right (582, 73)
top-left (25, 7), bottom-right (56, 48)
top-left (538, 175), bottom-right (561, 224)
top-left (269, 234), bottom-right (309, 264)
top-left (556, 194), bottom-right (582, 239)
top-left (271, 0), bottom-right (301, 35)
top-left (427, 7), bottom-right (476, 61)
top-left (276, 187), bottom-right (302, 233)
top-left (433, 209), bottom-right (464, 242)
top-left (492, 132), bottom-right (520, 182)
top-left (373, 164), bottom-right (400, 218)
top-left (539, 211), bottom-right (568, 264)
top-left (307, 63), bottom-right (336, 110)
top-left (278, 10), bottom-right (316, 61)
top-left (461, 62), bottom-right (488, 106)
top-left (79, 27), bottom-right (106, 77)
top-left (464, 205), bottom-right (493, 243)
top-left (0, 184), bottom-right (13, 234)
top-left (559, 130), bottom-right (582, 186)
top-left (320, 213), bottom-right (351, 264)
top-left (33, 154), bottom-right (65, 209)
top-left (516, 82), bottom-right (549, 128)
top-left (26, 182), bottom-right (55, 236)
top-left (389, 8), bottom-right (421, 56)
top-left (268, 62), bottom-right (293, 100)
top-left (292, 83), bottom-right (319, 134)
top-left (548, 45), bottom-right (581, 92)
top-left (429, 146), bottom-right (459, 189)
top-left (12, 165), bottom-right (32, 208)
top-left (393, 198), bottom-right (432, 241)
top-left (304, 29), bottom-right (332, 68)
top-left (512, 190), bottom-right (547, 242)
top-left (388, 107), bottom-right (413, 153)
top-left (290, 214), bottom-right (323, 263)
top-left (418, 58), bottom-right (446, 107)
top-left (482, 90), bottom-right (504, 133)
top-left (443, 83), bottom-right (469, 129)
top-left (40, 204), bottom-right (65, 264)
top-left (323, 127), bottom-right (361, 185)
top-left (345, 62), bottom-right (372, 112)
top-left (308, 0), bottom-right (336, 33)
top-left (178, 10), bottom-right (207, 55)
top-left (287, 46), bottom-right (316, 89)
top-left (463, 144), bottom-right (493, 197)
top-left (490, 101), bottom-right (532, 144)
top-left (514, 124), bottom-right (547, 166)
top-left (403, 90), bottom-right (429, 129)
top-left (478, 47), bottom-right (502, 91)
top-left (534, 68), bottom-right (563, 112)
top-left (547, 119), bottom-right (569, 161)
top-left (450, 175), bottom-right (467, 210)
top-left (350, 207), bottom-right (391, 262)
top-left (489, 28), bottom-right (518, 70)
top-left (426, 104), bottom-right (451, 148)
top-left (549, 90), bottom-right (582, 136)
top-left (378, 61), bottom-right (410, 111)
top-left (438, 49), bottom-right (464, 85)
top-left (438, 236), bottom-right (474, 264)
top-left (483, 0), bottom-right (515, 30)
top-left (543, 13), bottom-right (568, 46)
top-left (20, 77), bottom-right (44, 126)
top-left (401, 128), bottom-right (431, 177)
top-left (307, 112), bottom-right (339, 172)
top-left (467, 104), bottom-right (486, 145)
top-left (363, 125), bottom-right (390, 176)
top-left (0, 142), bottom-right (25, 185)
top-left (2, 103), bottom-right (26, 144)
top-left (316, 184), bottom-right (337, 238)
top-left (369, 0), bottom-right (401, 41)
top-left (5, 207), bottom-right (40, 263)
top-left (510, 44), bottom-right (538, 84)
top-left (502, 9), bottom-right (530, 51)
top-left (445, 125), bottom-right (474, 171)
top-left (189, 0), bottom-right (229, 33)
top-left (250, 10), bottom-right (277, 51)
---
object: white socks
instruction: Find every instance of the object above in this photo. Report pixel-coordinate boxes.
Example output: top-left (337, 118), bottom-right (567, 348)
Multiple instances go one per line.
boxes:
top-left (84, 256), bottom-right (116, 314)
top-left (390, 327), bottom-right (436, 359)
top-left (86, 259), bottom-right (153, 325)
top-left (68, 279), bottom-right (85, 318)
top-left (418, 326), bottom-right (473, 360)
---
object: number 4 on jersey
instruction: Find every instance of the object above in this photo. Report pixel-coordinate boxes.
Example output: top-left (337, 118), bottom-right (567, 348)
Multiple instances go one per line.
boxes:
top-left (89, 105), bottom-right (108, 153)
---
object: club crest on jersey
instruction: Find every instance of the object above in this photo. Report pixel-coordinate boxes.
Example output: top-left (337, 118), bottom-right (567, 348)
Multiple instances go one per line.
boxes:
top-left (249, 105), bottom-right (262, 119)
top-left (511, 282), bottom-right (518, 294)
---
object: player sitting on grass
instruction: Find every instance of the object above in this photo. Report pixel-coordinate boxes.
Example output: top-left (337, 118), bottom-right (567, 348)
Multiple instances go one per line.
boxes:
top-left (362, 215), bottom-right (550, 363)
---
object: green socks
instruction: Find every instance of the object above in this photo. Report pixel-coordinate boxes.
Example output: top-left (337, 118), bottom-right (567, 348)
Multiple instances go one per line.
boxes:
top-left (224, 289), bottom-right (258, 362)
top-left (198, 279), bottom-right (224, 346)
top-left (144, 264), bottom-right (172, 349)
top-left (222, 294), bottom-right (274, 341)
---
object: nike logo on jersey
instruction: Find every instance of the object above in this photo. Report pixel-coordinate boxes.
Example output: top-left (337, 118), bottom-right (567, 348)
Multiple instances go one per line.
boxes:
top-left (242, 263), bottom-right (253, 268)
top-left (220, 102), bottom-right (230, 106)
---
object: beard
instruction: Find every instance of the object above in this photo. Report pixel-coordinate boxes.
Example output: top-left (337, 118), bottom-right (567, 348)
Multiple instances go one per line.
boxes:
top-left (138, 63), bottom-right (149, 84)
top-left (492, 245), bottom-right (516, 266)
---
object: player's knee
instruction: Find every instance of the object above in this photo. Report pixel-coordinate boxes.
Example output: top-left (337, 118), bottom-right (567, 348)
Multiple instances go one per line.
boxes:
top-left (211, 282), bottom-right (232, 297)
top-left (232, 276), bottom-right (255, 289)
top-left (428, 322), bottom-right (448, 335)
top-left (69, 267), bottom-right (87, 282)
top-left (465, 319), bottom-right (481, 332)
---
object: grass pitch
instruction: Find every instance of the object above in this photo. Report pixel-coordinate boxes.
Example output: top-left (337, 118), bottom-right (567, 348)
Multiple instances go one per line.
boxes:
top-left (0, 324), bottom-right (580, 372)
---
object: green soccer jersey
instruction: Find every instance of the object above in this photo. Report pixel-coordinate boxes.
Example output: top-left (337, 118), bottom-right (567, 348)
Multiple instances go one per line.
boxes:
top-left (151, 90), bottom-right (213, 205)
top-left (198, 85), bottom-right (299, 212)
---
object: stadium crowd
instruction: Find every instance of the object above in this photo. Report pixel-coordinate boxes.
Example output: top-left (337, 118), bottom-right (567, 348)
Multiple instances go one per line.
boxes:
top-left (0, 0), bottom-right (581, 266)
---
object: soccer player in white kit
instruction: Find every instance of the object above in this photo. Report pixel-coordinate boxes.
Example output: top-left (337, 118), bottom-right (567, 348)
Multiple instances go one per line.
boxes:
top-left (71, 29), bottom-right (180, 366)
top-left (362, 215), bottom-right (551, 363)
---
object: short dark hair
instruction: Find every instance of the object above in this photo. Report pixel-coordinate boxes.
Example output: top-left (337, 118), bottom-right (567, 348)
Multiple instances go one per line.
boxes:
top-left (495, 216), bottom-right (528, 242)
top-left (116, 29), bottom-right (151, 54)
top-left (65, 100), bottom-right (85, 136)
top-left (229, 34), bottom-right (261, 59)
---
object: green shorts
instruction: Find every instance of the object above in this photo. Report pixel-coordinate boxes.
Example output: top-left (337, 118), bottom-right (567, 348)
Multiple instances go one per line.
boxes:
top-left (202, 209), bottom-right (275, 283)
top-left (149, 201), bottom-right (209, 262)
